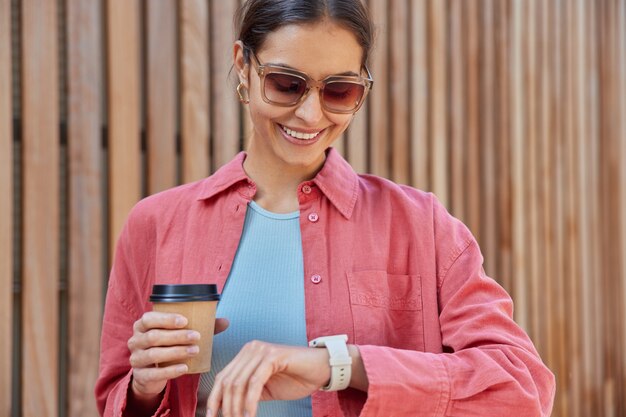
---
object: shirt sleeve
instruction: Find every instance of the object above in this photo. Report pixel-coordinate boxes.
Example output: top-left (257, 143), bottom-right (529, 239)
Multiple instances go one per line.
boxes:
top-left (340, 202), bottom-right (556, 417)
top-left (94, 212), bottom-right (172, 417)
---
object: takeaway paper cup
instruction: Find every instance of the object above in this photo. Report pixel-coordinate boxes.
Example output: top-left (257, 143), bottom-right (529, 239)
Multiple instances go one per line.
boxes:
top-left (150, 284), bottom-right (220, 373)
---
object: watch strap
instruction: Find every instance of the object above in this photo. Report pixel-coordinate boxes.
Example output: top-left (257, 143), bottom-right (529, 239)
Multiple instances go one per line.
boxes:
top-left (308, 334), bottom-right (352, 391)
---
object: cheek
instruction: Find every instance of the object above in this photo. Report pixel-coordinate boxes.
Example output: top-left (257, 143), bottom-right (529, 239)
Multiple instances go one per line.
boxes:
top-left (330, 115), bottom-right (354, 133)
top-left (249, 101), bottom-right (291, 124)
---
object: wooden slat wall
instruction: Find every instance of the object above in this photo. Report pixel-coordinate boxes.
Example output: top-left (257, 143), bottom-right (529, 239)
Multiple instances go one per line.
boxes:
top-left (1, 1), bottom-right (624, 416)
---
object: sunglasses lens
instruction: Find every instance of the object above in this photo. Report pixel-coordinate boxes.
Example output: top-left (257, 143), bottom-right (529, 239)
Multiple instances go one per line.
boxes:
top-left (264, 73), bottom-right (307, 105)
top-left (322, 82), bottom-right (365, 112)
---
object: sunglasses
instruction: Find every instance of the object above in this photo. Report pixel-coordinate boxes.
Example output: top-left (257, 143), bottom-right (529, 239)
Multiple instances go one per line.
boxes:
top-left (247, 49), bottom-right (373, 114)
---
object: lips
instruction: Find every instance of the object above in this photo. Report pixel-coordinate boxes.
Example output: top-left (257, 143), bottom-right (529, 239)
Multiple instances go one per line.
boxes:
top-left (281, 125), bottom-right (322, 140)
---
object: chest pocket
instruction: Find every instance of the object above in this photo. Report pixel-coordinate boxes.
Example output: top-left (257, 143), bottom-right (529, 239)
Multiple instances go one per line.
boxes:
top-left (346, 270), bottom-right (424, 351)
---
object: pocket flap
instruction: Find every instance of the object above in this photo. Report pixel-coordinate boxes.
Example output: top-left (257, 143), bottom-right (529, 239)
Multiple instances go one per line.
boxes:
top-left (346, 270), bottom-right (422, 311)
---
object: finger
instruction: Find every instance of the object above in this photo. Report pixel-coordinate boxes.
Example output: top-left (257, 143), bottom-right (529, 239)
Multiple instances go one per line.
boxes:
top-left (134, 311), bottom-right (188, 334)
top-left (128, 328), bottom-right (201, 351)
top-left (214, 318), bottom-right (229, 334)
top-left (224, 352), bottom-right (266, 417)
top-left (229, 355), bottom-right (264, 417)
top-left (243, 356), bottom-right (282, 417)
top-left (207, 349), bottom-right (260, 417)
top-left (221, 341), bottom-right (276, 417)
top-left (206, 376), bottom-right (223, 417)
top-left (130, 344), bottom-right (199, 369)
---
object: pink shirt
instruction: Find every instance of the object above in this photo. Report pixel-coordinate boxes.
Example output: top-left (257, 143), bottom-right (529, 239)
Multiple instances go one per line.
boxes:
top-left (95, 149), bottom-right (555, 417)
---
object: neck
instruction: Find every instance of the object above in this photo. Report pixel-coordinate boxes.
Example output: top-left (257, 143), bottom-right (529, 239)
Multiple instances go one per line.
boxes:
top-left (243, 151), bottom-right (323, 213)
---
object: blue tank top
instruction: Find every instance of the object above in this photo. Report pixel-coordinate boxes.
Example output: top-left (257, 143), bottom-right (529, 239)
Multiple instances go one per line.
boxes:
top-left (195, 201), bottom-right (313, 417)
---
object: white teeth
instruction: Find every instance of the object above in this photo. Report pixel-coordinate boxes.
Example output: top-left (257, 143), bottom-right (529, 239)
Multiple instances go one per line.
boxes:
top-left (281, 125), bottom-right (321, 140)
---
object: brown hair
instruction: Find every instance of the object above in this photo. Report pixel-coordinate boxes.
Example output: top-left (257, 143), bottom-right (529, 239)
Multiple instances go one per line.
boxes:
top-left (235, 0), bottom-right (374, 66)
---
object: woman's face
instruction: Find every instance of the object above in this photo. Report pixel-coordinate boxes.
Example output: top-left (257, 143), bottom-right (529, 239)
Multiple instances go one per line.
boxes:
top-left (235, 19), bottom-right (364, 178)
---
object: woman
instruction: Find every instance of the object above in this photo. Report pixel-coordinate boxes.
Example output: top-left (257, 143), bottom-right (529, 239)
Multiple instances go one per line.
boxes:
top-left (95, 1), bottom-right (555, 416)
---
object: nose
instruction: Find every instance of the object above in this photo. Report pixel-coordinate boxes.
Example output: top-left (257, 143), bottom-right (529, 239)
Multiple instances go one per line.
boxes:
top-left (294, 88), bottom-right (325, 125)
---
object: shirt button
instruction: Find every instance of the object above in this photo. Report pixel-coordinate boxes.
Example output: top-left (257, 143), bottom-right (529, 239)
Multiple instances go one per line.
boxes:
top-left (308, 212), bottom-right (319, 222)
top-left (311, 274), bottom-right (322, 284)
top-left (302, 184), bottom-right (312, 194)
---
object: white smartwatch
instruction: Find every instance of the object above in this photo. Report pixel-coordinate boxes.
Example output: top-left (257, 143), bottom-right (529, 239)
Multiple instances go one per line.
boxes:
top-left (308, 334), bottom-right (352, 391)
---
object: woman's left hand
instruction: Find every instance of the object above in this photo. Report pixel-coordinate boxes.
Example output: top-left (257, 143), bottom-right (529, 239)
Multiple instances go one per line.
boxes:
top-left (205, 340), bottom-right (331, 417)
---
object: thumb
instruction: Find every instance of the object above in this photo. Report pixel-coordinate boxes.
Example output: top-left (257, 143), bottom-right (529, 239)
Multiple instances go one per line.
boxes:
top-left (214, 317), bottom-right (229, 334)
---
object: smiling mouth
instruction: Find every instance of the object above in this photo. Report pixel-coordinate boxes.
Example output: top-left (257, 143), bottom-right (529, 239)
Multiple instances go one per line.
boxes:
top-left (281, 125), bottom-right (322, 140)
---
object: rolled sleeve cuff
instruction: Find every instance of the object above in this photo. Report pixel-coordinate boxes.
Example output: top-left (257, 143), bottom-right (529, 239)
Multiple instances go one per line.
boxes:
top-left (351, 345), bottom-right (450, 417)
top-left (114, 370), bottom-right (172, 417)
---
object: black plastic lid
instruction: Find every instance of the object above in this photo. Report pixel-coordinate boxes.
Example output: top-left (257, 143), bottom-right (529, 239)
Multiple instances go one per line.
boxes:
top-left (150, 284), bottom-right (220, 302)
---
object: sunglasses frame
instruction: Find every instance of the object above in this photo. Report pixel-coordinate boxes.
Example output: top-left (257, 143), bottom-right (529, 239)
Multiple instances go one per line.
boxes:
top-left (247, 49), bottom-right (373, 114)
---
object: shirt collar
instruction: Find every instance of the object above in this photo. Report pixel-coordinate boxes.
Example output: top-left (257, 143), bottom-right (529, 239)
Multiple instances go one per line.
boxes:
top-left (196, 152), bottom-right (251, 201)
top-left (196, 148), bottom-right (359, 219)
top-left (312, 148), bottom-right (358, 219)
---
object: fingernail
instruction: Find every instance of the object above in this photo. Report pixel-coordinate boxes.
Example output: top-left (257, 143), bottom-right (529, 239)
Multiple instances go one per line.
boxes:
top-left (206, 409), bottom-right (212, 417)
top-left (244, 412), bottom-right (250, 417)
top-left (175, 316), bottom-right (187, 327)
top-left (176, 364), bottom-right (188, 373)
top-left (187, 345), bottom-right (200, 354)
top-left (187, 331), bottom-right (201, 340)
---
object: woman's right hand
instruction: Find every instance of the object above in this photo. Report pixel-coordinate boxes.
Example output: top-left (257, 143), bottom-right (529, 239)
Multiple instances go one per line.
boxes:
top-left (127, 312), bottom-right (198, 400)
top-left (126, 313), bottom-right (230, 403)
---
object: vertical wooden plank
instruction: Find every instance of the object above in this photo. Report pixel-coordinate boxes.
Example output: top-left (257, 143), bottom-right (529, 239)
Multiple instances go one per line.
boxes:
top-left (549, 4), bottom-right (567, 416)
top-left (180, 0), bottom-right (210, 182)
top-left (448, 0), bottom-right (465, 221)
top-left (599, 1), bottom-right (621, 413)
top-left (464, 0), bottom-right (481, 239)
top-left (537, 0), bottom-right (555, 383)
top-left (598, 3), bottom-right (611, 413)
top-left (619, 0), bottom-right (626, 414)
top-left (211, 0), bottom-right (240, 169)
top-left (21, 1), bottom-right (59, 416)
top-left (106, 0), bottom-right (141, 250)
top-left (574, 2), bottom-right (593, 414)
top-left (583, 1), bottom-right (603, 413)
top-left (146, 0), bottom-right (177, 193)
top-left (0, 0), bottom-right (12, 415)
top-left (429, 0), bottom-right (448, 205)
top-left (612, 1), bottom-right (624, 412)
top-left (389, 0), bottom-right (409, 184)
top-left (510, 0), bottom-right (528, 330)
top-left (66, 1), bottom-right (103, 416)
top-left (494, 0), bottom-right (512, 294)
top-left (525, 0), bottom-right (541, 349)
top-left (563, 1), bottom-right (582, 416)
top-left (480, 0), bottom-right (497, 275)
top-left (409, 0), bottom-right (429, 190)
top-left (368, 0), bottom-right (389, 179)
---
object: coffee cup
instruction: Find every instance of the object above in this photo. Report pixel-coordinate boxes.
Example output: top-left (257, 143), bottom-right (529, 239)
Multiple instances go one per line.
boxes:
top-left (150, 284), bottom-right (220, 373)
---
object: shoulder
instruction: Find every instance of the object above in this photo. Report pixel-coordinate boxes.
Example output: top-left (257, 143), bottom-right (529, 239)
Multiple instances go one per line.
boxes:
top-left (119, 178), bottom-right (208, 243)
top-left (131, 179), bottom-right (206, 220)
top-left (355, 173), bottom-right (437, 214)
top-left (355, 173), bottom-right (476, 264)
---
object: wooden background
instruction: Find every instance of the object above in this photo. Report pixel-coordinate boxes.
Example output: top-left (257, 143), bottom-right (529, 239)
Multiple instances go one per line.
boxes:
top-left (1, 0), bottom-right (625, 416)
